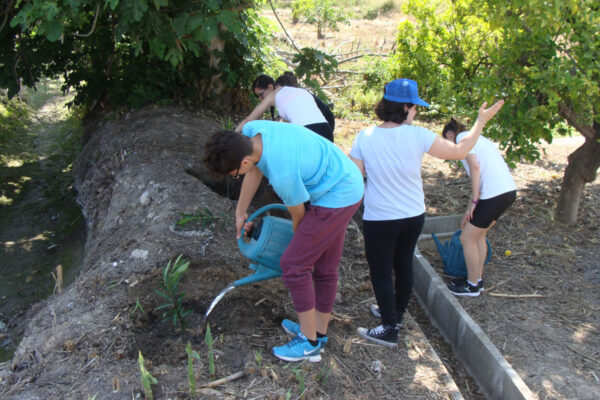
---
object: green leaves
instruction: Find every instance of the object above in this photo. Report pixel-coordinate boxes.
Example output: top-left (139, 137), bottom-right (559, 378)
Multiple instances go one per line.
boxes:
top-left (154, 254), bottom-right (192, 331)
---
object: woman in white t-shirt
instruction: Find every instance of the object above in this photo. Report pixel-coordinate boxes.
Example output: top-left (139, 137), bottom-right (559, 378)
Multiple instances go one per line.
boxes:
top-left (235, 74), bottom-right (333, 141)
top-left (442, 118), bottom-right (517, 297)
top-left (349, 79), bottom-right (504, 347)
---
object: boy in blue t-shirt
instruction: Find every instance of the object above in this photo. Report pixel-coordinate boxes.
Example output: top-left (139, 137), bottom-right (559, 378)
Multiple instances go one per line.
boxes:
top-left (203, 121), bottom-right (363, 362)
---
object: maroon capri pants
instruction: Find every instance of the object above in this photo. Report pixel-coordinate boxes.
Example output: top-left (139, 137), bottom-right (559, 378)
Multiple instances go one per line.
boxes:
top-left (280, 200), bottom-right (361, 313)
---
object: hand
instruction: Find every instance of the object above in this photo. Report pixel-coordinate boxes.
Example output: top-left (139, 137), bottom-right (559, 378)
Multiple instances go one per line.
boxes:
top-left (235, 211), bottom-right (249, 239)
top-left (477, 99), bottom-right (505, 124)
top-left (461, 203), bottom-right (476, 228)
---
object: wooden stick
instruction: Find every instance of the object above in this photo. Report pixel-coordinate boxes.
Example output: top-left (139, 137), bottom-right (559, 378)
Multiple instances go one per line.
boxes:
top-left (200, 371), bottom-right (245, 388)
top-left (567, 345), bottom-right (600, 365)
top-left (486, 278), bottom-right (512, 293)
top-left (488, 293), bottom-right (545, 298)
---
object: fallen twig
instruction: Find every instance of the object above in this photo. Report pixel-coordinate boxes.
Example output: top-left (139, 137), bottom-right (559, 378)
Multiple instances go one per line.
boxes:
top-left (488, 293), bottom-right (546, 298)
top-left (486, 278), bottom-right (512, 293)
top-left (566, 345), bottom-right (600, 365)
top-left (200, 370), bottom-right (245, 388)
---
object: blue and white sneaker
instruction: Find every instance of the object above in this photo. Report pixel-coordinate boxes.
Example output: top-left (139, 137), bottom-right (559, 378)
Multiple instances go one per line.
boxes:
top-left (272, 332), bottom-right (321, 362)
top-left (281, 319), bottom-right (328, 352)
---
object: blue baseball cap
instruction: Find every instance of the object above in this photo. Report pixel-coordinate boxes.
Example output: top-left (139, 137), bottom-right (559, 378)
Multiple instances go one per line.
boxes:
top-left (383, 79), bottom-right (430, 107)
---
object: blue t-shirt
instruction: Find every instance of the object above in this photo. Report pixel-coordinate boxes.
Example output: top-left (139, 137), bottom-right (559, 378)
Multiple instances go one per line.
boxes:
top-left (242, 120), bottom-right (363, 208)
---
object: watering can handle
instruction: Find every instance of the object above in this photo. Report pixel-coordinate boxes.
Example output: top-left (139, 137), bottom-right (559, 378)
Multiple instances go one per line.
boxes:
top-left (238, 204), bottom-right (288, 246)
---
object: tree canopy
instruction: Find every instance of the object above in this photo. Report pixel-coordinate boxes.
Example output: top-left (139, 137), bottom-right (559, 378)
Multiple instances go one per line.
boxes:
top-left (391, 0), bottom-right (599, 223)
top-left (1, 0), bottom-right (273, 110)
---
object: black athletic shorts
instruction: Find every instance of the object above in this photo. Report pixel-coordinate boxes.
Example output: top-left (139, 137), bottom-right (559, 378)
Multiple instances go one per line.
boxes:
top-left (470, 190), bottom-right (516, 228)
top-left (305, 122), bottom-right (334, 142)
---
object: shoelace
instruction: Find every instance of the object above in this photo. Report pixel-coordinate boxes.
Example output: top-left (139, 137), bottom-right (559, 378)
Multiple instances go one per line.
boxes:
top-left (370, 325), bottom-right (387, 335)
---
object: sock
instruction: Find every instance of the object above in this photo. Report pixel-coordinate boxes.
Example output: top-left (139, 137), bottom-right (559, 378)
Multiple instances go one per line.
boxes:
top-left (477, 278), bottom-right (483, 283)
top-left (308, 338), bottom-right (319, 347)
top-left (467, 280), bottom-right (478, 287)
top-left (316, 332), bottom-right (327, 338)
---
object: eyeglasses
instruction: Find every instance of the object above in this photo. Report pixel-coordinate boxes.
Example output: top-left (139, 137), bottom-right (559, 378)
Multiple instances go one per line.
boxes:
top-left (232, 167), bottom-right (241, 180)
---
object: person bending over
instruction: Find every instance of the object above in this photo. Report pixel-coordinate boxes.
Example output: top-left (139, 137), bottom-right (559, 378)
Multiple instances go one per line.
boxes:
top-left (442, 118), bottom-right (517, 296)
top-left (235, 74), bottom-right (334, 142)
top-left (203, 120), bottom-right (363, 362)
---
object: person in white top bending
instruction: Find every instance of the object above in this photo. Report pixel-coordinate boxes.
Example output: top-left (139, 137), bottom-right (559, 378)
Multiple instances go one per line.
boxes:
top-left (442, 118), bottom-right (517, 297)
top-left (349, 78), bottom-right (504, 347)
top-left (235, 74), bottom-right (333, 141)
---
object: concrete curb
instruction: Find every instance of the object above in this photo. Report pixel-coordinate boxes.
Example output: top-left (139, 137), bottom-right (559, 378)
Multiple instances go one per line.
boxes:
top-left (414, 216), bottom-right (536, 400)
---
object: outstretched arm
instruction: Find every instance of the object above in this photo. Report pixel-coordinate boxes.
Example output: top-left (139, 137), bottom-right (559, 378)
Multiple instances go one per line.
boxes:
top-left (428, 99), bottom-right (504, 160)
top-left (235, 91), bottom-right (278, 132)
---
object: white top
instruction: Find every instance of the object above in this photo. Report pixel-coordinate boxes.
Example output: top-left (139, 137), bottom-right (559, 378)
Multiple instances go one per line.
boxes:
top-left (350, 125), bottom-right (437, 220)
top-left (275, 86), bottom-right (327, 127)
top-left (456, 132), bottom-right (517, 199)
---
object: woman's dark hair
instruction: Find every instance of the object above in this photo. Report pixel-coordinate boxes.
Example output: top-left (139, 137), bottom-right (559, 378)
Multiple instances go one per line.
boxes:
top-left (252, 74), bottom-right (275, 92)
top-left (275, 72), bottom-right (299, 87)
top-left (203, 130), bottom-right (253, 176)
top-left (442, 118), bottom-right (467, 141)
top-left (374, 98), bottom-right (414, 124)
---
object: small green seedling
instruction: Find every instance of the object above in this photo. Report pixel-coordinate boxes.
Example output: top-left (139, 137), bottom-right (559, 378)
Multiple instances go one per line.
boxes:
top-left (291, 365), bottom-right (306, 399)
top-left (138, 351), bottom-right (157, 400)
top-left (176, 207), bottom-right (221, 228)
top-left (186, 341), bottom-right (201, 397)
top-left (205, 323), bottom-right (216, 379)
top-left (154, 254), bottom-right (192, 331)
top-left (131, 297), bottom-right (146, 317)
top-left (254, 350), bottom-right (262, 368)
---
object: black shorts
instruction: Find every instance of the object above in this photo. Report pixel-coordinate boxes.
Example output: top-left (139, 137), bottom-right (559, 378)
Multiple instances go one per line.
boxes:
top-left (470, 190), bottom-right (516, 228)
top-left (304, 122), bottom-right (334, 142)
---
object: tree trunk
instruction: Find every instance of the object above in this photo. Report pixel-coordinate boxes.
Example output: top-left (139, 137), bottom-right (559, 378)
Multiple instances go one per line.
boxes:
top-left (555, 132), bottom-right (600, 224)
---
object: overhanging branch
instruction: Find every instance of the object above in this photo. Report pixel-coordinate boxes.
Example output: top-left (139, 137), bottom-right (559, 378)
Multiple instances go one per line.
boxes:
top-left (558, 103), bottom-right (595, 141)
top-left (73, 4), bottom-right (100, 38)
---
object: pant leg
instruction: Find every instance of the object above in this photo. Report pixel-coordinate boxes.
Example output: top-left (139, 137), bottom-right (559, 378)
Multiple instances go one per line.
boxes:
top-left (280, 201), bottom-right (361, 313)
top-left (392, 214), bottom-right (425, 319)
top-left (363, 220), bottom-right (399, 326)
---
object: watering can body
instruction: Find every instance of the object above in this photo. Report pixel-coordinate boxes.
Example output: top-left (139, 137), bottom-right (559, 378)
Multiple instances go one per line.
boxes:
top-left (431, 230), bottom-right (492, 278)
top-left (235, 204), bottom-right (294, 287)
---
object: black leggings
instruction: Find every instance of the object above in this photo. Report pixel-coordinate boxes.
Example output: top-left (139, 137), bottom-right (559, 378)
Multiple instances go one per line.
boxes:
top-left (363, 214), bottom-right (425, 326)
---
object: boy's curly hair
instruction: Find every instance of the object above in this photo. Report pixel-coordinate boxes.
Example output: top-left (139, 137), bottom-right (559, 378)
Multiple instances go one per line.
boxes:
top-left (203, 130), bottom-right (253, 176)
top-left (442, 118), bottom-right (467, 141)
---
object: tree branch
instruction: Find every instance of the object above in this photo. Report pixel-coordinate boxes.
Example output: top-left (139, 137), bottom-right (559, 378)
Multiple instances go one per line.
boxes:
top-left (558, 103), bottom-right (595, 141)
top-left (72, 4), bottom-right (100, 38)
top-left (267, 0), bottom-right (301, 53)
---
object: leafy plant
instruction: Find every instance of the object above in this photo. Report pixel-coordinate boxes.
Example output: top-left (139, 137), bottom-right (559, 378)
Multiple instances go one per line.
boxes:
top-left (176, 207), bottom-right (221, 228)
top-left (138, 351), bottom-right (157, 400)
top-left (291, 364), bottom-right (306, 399)
top-left (293, 48), bottom-right (339, 100)
top-left (186, 341), bottom-right (201, 397)
top-left (205, 324), bottom-right (216, 379)
top-left (154, 255), bottom-right (192, 331)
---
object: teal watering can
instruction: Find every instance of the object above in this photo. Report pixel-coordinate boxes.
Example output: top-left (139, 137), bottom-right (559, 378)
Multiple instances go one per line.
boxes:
top-left (202, 204), bottom-right (293, 324)
top-left (431, 230), bottom-right (492, 278)
top-left (234, 204), bottom-right (294, 287)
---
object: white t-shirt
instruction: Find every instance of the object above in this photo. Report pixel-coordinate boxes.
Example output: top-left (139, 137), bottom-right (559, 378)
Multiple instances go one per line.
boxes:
top-left (456, 132), bottom-right (516, 199)
top-left (275, 86), bottom-right (327, 127)
top-left (350, 125), bottom-right (437, 220)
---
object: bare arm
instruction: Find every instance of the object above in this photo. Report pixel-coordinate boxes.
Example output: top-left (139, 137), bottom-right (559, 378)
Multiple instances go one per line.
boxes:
top-left (427, 99), bottom-right (504, 160)
top-left (350, 156), bottom-right (365, 177)
top-left (235, 90), bottom-right (278, 132)
top-left (462, 154), bottom-right (481, 227)
top-left (235, 166), bottom-right (264, 238)
top-left (287, 203), bottom-right (306, 233)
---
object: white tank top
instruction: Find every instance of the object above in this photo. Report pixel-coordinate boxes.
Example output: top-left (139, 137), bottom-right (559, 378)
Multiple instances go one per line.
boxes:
top-left (275, 86), bottom-right (327, 127)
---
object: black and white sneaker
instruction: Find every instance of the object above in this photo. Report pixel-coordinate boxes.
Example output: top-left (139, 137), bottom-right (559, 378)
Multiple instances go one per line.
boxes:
top-left (447, 278), bottom-right (482, 297)
top-left (369, 305), bottom-right (403, 328)
top-left (357, 324), bottom-right (399, 347)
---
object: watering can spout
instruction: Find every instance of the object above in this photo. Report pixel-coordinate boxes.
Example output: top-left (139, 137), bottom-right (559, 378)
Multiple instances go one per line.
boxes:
top-left (234, 263), bottom-right (282, 287)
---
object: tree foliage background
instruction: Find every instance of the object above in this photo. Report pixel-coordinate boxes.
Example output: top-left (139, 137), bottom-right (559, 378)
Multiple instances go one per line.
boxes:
top-left (390, 0), bottom-right (599, 223)
top-left (1, 0), bottom-right (274, 111)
